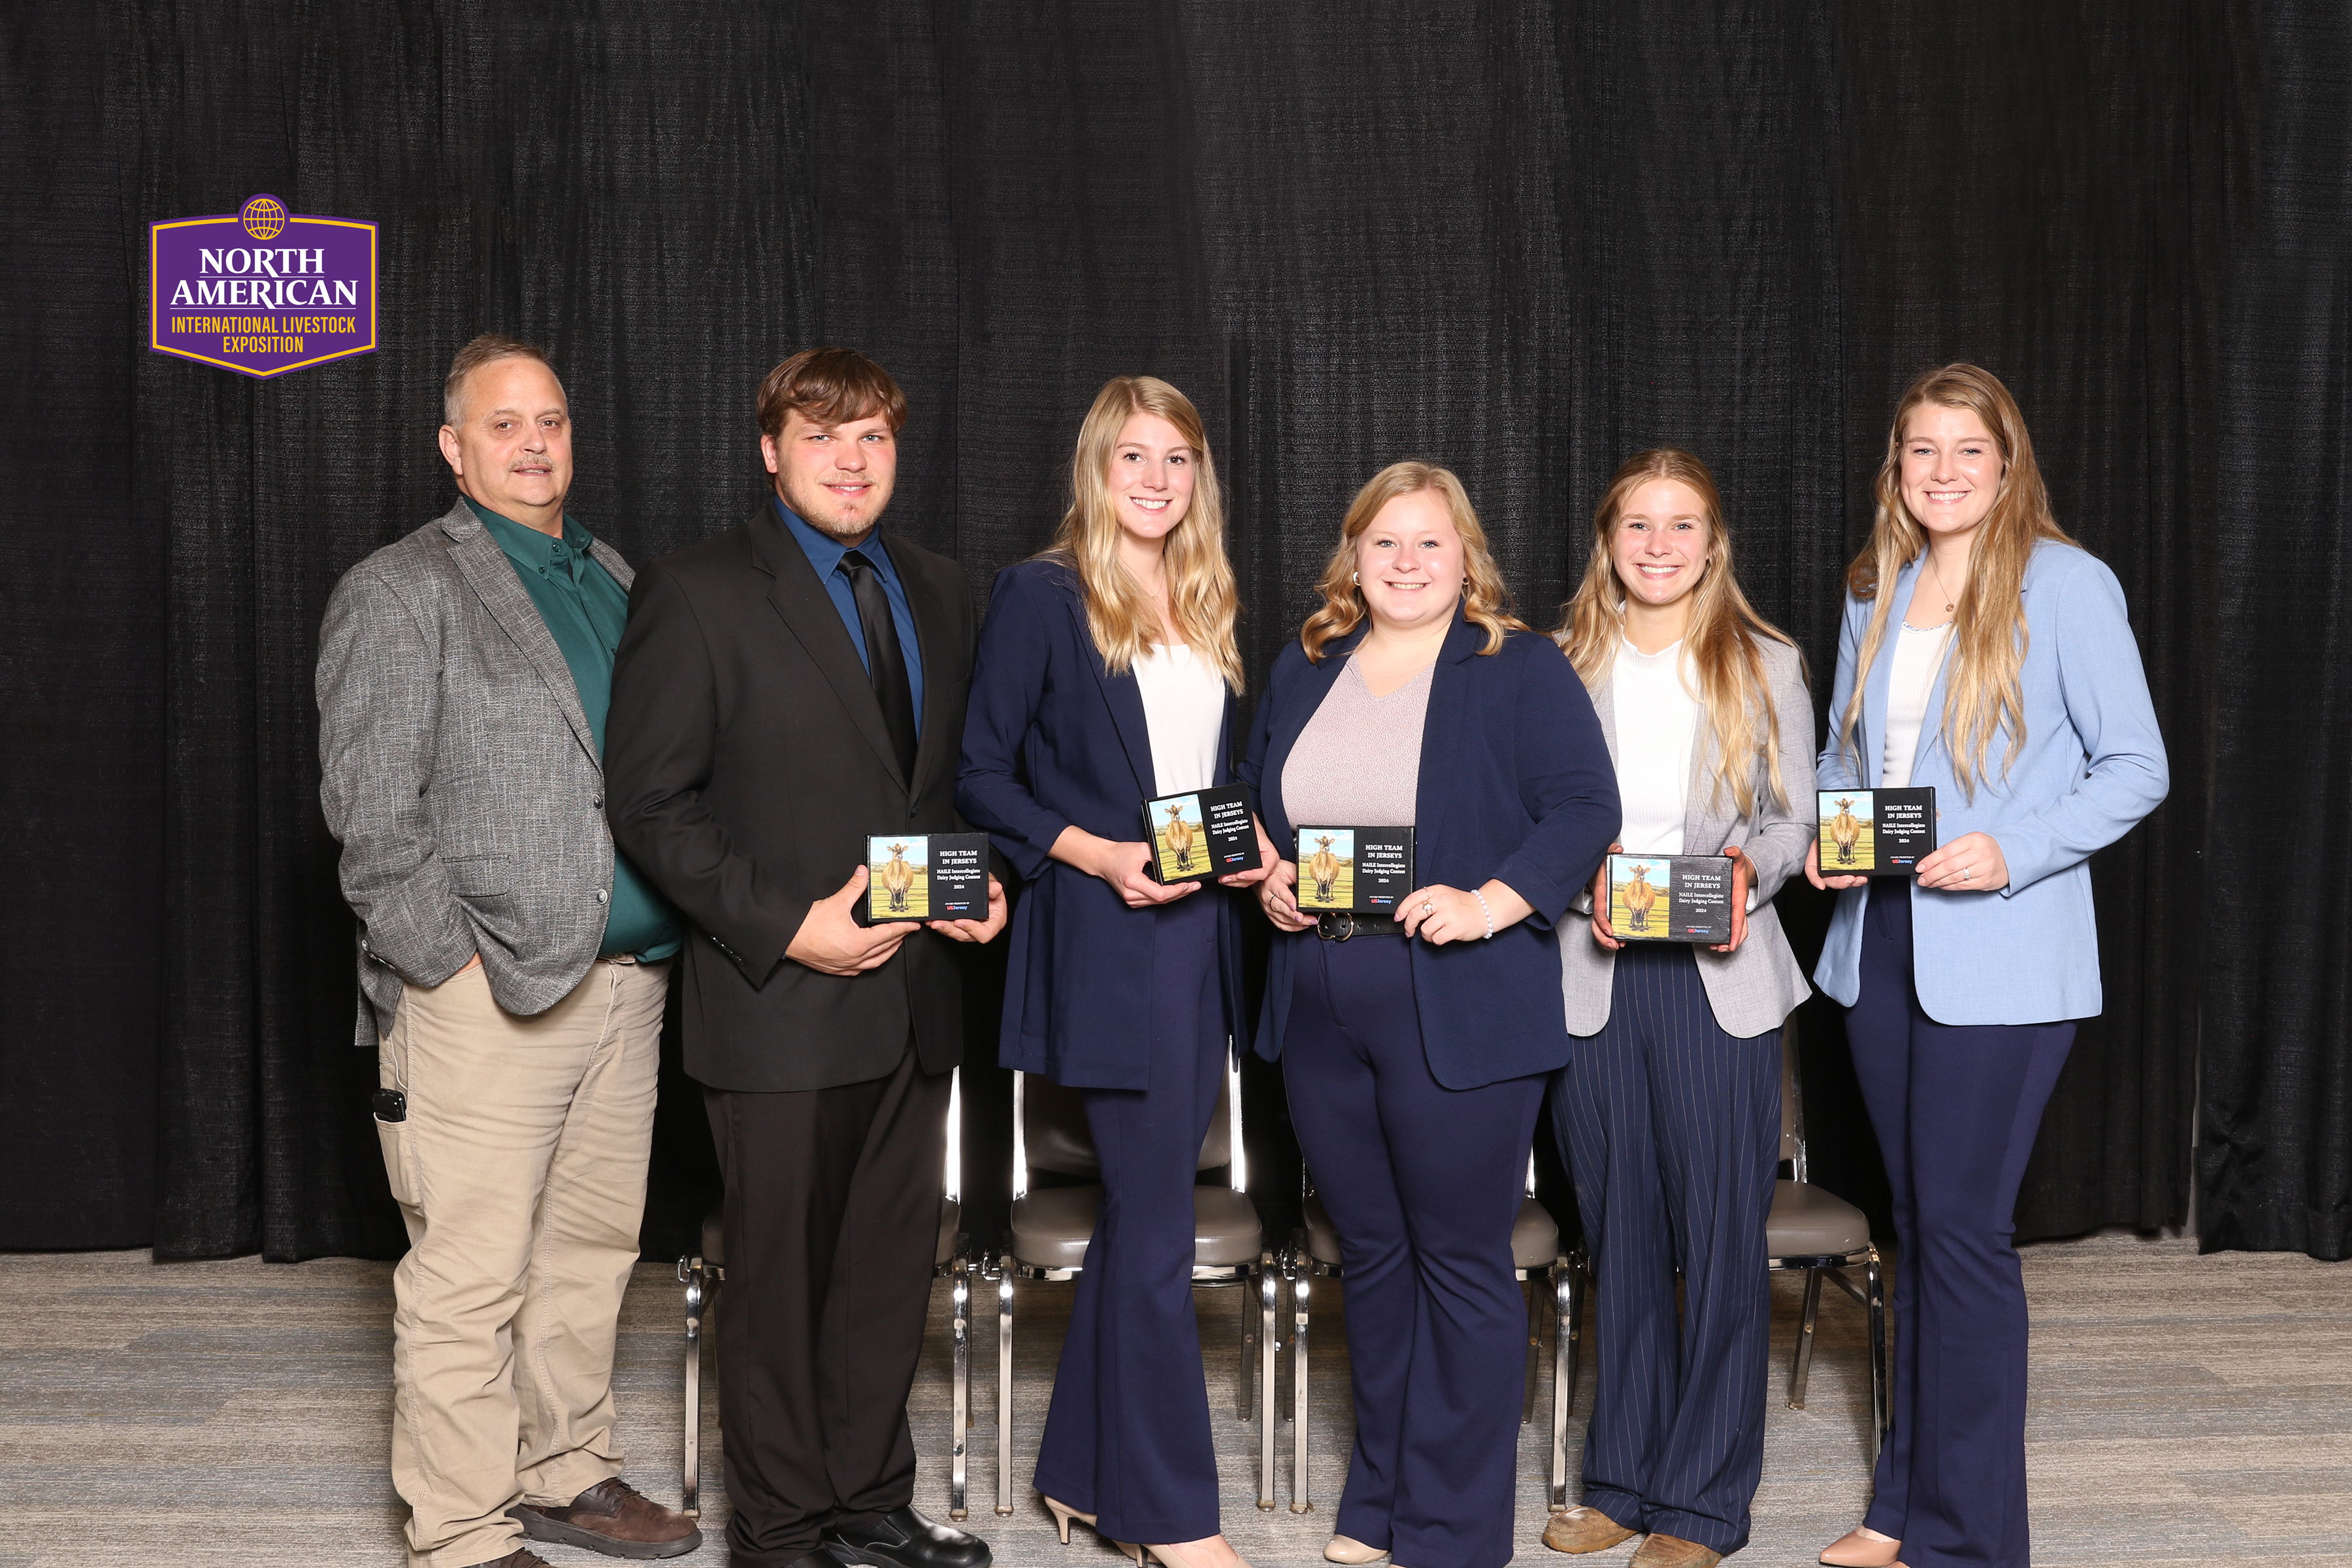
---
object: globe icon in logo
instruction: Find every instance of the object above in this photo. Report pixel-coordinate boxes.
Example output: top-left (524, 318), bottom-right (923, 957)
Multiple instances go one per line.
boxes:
top-left (240, 195), bottom-right (287, 242)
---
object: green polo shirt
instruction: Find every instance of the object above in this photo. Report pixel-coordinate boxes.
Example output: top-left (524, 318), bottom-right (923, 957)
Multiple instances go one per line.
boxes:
top-left (468, 499), bottom-right (682, 961)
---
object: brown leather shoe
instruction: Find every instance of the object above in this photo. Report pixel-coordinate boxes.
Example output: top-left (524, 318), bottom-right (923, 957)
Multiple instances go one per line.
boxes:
top-left (463, 1552), bottom-right (552, 1568)
top-left (1629, 1535), bottom-right (1720, 1568)
top-left (511, 1477), bottom-right (703, 1560)
top-left (1543, 1507), bottom-right (1638, 1554)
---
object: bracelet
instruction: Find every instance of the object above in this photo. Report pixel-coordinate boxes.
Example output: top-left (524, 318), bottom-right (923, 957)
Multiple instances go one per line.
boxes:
top-left (1472, 888), bottom-right (1494, 939)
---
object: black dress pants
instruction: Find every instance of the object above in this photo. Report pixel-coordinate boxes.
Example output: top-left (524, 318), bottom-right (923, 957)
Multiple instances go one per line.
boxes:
top-left (704, 1047), bottom-right (952, 1567)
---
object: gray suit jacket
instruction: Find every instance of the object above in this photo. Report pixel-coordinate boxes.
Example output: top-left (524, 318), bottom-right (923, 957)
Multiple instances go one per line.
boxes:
top-left (317, 498), bottom-right (633, 1047)
top-left (1560, 634), bottom-right (1816, 1039)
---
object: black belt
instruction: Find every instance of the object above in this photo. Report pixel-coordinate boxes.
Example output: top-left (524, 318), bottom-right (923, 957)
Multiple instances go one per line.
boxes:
top-left (1315, 911), bottom-right (1407, 940)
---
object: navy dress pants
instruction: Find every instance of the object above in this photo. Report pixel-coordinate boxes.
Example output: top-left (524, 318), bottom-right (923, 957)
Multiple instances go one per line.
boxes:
top-left (1033, 890), bottom-right (1226, 1544)
top-left (1849, 885), bottom-right (2074, 1568)
top-left (1552, 943), bottom-right (1779, 1556)
top-left (1284, 932), bottom-right (1545, 1568)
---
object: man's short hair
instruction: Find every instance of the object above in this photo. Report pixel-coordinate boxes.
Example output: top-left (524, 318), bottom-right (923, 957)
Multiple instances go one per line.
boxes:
top-left (755, 347), bottom-right (907, 442)
top-left (444, 334), bottom-right (561, 427)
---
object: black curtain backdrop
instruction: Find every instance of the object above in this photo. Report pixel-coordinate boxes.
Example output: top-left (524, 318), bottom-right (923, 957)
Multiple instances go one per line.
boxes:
top-left (1, 3), bottom-right (2343, 1262)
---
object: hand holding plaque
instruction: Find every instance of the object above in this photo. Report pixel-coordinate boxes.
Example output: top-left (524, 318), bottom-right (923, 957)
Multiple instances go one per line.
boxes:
top-left (1143, 783), bottom-right (1263, 885)
top-left (855, 833), bottom-right (993, 925)
top-left (1816, 787), bottom-right (1938, 876)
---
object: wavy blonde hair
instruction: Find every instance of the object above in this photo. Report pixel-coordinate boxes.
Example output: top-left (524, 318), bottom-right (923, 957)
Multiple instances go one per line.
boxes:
top-left (1556, 449), bottom-right (1799, 817)
top-left (1839, 363), bottom-right (2075, 796)
top-left (1041, 376), bottom-right (1243, 689)
top-left (1301, 462), bottom-right (1524, 661)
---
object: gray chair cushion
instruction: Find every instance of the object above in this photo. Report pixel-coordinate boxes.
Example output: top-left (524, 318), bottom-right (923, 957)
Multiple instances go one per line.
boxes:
top-left (1767, 1179), bottom-right (1870, 1258)
top-left (1305, 1193), bottom-right (1560, 1272)
top-left (704, 1199), bottom-right (963, 1272)
top-left (1024, 1072), bottom-right (1233, 1178)
top-left (1010, 1184), bottom-right (1264, 1271)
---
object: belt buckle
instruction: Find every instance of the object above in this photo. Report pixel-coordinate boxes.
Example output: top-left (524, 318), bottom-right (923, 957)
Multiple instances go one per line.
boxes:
top-left (1324, 911), bottom-right (1357, 942)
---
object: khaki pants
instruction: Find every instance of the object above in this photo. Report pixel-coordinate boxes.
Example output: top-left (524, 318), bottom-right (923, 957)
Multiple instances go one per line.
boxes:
top-left (376, 955), bottom-right (670, 1568)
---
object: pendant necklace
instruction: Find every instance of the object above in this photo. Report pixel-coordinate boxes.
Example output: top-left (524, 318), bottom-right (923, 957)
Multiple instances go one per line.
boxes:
top-left (1927, 553), bottom-right (1957, 615)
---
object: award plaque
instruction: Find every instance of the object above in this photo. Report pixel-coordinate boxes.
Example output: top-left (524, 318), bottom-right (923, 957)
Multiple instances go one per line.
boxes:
top-left (1817, 787), bottom-right (1937, 876)
top-left (1294, 826), bottom-right (1416, 915)
top-left (857, 832), bottom-right (992, 924)
top-left (1144, 783), bottom-right (1262, 884)
top-left (1607, 854), bottom-right (1734, 945)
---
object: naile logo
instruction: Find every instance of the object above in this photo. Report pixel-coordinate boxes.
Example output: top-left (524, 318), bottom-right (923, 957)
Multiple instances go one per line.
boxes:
top-left (148, 193), bottom-right (378, 377)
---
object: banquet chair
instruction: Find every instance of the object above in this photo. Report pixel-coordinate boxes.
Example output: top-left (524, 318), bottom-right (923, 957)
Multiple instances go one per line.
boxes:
top-left (989, 1054), bottom-right (1278, 1517)
top-left (679, 1067), bottom-right (973, 1518)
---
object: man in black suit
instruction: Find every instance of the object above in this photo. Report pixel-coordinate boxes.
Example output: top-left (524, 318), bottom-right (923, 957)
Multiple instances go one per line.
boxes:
top-left (606, 348), bottom-right (1004, 1568)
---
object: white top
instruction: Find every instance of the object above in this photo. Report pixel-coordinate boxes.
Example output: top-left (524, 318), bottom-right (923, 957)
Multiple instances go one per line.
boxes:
top-left (1881, 621), bottom-right (1955, 789)
top-left (1609, 639), bottom-right (1701, 856)
top-left (1133, 643), bottom-right (1226, 795)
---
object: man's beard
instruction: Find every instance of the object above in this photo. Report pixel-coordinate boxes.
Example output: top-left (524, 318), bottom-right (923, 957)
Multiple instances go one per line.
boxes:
top-left (782, 474), bottom-right (887, 538)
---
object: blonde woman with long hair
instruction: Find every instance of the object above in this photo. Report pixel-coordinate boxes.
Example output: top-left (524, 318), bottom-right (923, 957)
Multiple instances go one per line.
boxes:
top-left (958, 376), bottom-right (1269, 1568)
top-left (1240, 463), bottom-right (1617, 1568)
top-left (1806, 366), bottom-right (2166, 1568)
top-left (1540, 451), bottom-right (1816, 1568)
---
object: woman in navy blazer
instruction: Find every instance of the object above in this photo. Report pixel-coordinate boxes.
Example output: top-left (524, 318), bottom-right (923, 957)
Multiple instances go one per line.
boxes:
top-left (1807, 366), bottom-right (2167, 1568)
top-left (1241, 463), bottom-right (1617, 1568)
top-left (958, 378), bottom-right (1266, 1568)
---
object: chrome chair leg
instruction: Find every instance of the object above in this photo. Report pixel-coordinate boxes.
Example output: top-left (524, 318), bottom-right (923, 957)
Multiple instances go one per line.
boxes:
top-left (680, 1257), bottom-right (707, 1519)
top-left (1789, 1267), bottom-right (1823, 1409)
top-left (1520, 1275), bottom-right (1542, 1424)
top-left (995, 1267), bottom-right (1015, 1517)
top-left (1866, 1247), bottom-right (1889, 1463)
top-left (1289, 1258), bottom-right (1313, 1513)
top-left (1239, 1267), bottom-right (1258, 1422)
top-left (949, 1257), bottom-right (970, 1520)
top-left (1550, 1258), bottom-right (1572, 1509)
top-left (1563, 1247), bottom-right (1588, 1424)
top-left (1257, 1256), bottom-right (1279, 1510)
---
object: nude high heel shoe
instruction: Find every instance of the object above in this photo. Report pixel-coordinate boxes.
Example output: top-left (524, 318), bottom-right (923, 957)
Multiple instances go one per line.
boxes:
top-left (1042, 1496), bottom-right (1096, 1546)
top-left (1124, 1543), bottom-right (1254, 1568)
top-left (1324, 1536), bottom-right (1386, 1564)
top-left (1818, 1526), bottom-right (1901, 1567)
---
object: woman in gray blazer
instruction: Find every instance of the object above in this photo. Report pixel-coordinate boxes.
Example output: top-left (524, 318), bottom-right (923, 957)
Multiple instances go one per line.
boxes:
top-left (1541, 449), bottom-right (1815, 1568)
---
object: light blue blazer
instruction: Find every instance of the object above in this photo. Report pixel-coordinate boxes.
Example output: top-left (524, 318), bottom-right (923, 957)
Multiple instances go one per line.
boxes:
top-left (1813, 541), bottom-right (2167, 1024)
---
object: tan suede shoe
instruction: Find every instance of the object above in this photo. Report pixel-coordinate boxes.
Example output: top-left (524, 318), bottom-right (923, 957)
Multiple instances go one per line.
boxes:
top-left (1542, 1507), bottom-right (1638, 1554)
top-left (1629, 1535), bottom-right (1720, 1568)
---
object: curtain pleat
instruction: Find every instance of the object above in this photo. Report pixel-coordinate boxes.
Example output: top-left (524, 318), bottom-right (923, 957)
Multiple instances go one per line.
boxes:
top-left (2, 1), bottom-right (2339, 1258)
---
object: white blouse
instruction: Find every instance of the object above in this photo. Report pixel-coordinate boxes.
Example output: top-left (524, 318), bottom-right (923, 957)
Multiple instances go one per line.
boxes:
top-left (1881, 621), bottom-right (1954, 789)
top-left (1609, 639), bottom-right (1700, 856)
top-left (1132, 643), bottom-right (1226, 795)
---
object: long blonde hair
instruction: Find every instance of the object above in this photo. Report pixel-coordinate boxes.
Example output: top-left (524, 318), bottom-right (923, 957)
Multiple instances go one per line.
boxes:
top-left (1041, 376), bottom-right (1243, 689)
top-left (1556, 449), bottom-right (1799, 817)
top-left (1300, 462), bottom-right (1524, 661)
top-left (1839, 363), bottom-right (2074, 796)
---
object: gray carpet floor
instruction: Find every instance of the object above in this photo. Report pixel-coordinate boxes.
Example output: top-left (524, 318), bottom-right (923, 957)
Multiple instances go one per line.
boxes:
top-left (1, 1235), bottom-right (2345, 1567)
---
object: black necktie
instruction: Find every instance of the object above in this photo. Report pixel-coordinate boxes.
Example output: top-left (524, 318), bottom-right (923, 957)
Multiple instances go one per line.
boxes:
top-left (841, 549), bottom-right (919, 779)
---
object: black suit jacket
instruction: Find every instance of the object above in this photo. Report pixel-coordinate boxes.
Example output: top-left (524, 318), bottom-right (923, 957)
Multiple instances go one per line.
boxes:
top-left (606, 505), bottom-right (979, 1092)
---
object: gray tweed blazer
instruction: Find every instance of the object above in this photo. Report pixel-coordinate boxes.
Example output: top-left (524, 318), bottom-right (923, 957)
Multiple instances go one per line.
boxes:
top-left (1560, 634), bottom-right (1816, 1040)
top-left (317, 498), bottom-right (634, 1047)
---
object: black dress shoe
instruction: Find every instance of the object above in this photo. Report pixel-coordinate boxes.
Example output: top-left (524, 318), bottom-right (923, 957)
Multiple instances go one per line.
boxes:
top-left (825, 1505), bottom-right (990, 1568)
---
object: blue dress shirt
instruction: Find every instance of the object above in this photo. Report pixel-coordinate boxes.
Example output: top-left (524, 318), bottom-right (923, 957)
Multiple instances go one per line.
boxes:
top-left (774, 497), bottom-right (924, 732)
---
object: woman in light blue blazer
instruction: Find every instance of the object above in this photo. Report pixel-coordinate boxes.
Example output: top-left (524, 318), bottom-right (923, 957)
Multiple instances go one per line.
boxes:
top-left (1807, 365), bottom-right (2167, 1568)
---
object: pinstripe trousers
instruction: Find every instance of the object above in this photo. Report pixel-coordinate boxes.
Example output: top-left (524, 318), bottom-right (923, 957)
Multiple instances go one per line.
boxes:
top-left (1552, 943), bottom-right (1780, 1556)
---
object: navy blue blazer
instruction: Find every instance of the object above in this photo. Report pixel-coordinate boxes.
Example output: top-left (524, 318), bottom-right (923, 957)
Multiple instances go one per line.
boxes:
top-left (1241, 614), bottom-right (1619, 1090)
top-left (957, 557), bottom-right (1247, 1091)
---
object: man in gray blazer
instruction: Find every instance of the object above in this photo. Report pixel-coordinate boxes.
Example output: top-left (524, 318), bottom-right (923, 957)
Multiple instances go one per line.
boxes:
top-left (318, 336), bottom-right (700, 1568)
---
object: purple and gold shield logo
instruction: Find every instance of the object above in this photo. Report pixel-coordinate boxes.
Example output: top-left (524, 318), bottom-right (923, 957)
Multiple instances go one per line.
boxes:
top-left (148, 194), bottom-right (377, 377)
